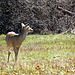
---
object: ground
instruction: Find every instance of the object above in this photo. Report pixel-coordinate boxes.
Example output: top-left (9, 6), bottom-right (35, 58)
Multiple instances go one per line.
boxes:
top-left (0, 34), bottom-right (75, 75)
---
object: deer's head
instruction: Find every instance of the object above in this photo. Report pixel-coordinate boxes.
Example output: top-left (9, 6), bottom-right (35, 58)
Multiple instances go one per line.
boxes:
top-left (21, 23), bottom-right (33, 33)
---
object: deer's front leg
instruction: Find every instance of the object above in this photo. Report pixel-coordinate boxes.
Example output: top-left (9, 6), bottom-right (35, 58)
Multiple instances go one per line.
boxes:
top-left (14, 47), bottom-right (19, 62)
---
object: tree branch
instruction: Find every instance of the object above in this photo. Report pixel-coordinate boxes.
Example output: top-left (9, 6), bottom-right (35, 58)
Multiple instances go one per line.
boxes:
top-left (57, 7), bottom-right (75, 16)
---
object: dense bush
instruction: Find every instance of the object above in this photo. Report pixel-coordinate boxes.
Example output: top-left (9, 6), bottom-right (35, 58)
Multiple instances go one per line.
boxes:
top-left (0, 0), bottom-right (75, 34)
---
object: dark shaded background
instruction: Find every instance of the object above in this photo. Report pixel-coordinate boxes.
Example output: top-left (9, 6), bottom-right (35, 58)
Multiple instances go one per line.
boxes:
top-left (0, 0), bottom-right (75, 34)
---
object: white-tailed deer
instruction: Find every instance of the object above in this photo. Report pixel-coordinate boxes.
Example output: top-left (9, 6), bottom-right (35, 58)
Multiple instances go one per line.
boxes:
top-left (5, 23), bottom-right (33, 63)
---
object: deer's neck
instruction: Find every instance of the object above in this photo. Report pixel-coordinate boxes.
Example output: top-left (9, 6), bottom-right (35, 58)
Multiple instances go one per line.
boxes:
top-left (19, 30), bottom-right (27, 42)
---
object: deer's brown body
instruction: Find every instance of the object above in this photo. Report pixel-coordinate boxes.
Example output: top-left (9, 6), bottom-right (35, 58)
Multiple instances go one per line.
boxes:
top-left (5, 23), bottom-right (33, 62)
top-left (6, 32), bottom-right (26, 48)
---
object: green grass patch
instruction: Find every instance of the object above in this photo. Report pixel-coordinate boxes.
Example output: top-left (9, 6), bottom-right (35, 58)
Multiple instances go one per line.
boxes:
top-left (0, 34), bottom-right (75, 74)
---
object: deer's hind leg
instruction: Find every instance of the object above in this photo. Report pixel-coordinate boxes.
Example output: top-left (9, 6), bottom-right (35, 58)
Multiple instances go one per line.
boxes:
top-left (7, 47), bottom-right (11, 63)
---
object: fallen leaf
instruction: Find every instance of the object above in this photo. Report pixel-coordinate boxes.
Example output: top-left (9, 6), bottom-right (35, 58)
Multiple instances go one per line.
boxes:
top-left (35, 66), bottom-right (40, 70)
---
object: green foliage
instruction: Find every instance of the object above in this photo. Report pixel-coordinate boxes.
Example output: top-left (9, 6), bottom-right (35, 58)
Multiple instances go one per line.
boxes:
top-left (0, 34), bottom-right (75, 74)
top-left (63, 32), bottom-right (68, 35)
top-left (43, 32), bottom-right (50, 35)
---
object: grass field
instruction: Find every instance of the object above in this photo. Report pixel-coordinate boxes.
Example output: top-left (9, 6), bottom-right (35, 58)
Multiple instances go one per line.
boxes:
top-left (0, 34), bottom-right (75, 75)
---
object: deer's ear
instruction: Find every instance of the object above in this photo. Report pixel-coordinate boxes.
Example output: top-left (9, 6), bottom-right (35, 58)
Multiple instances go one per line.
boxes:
top-left (25, 23), bottom-right (29, 26)
top-left (21, 23), bottom-right (25, 28)
top-left (26, 26), bottom-right (29, 29)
